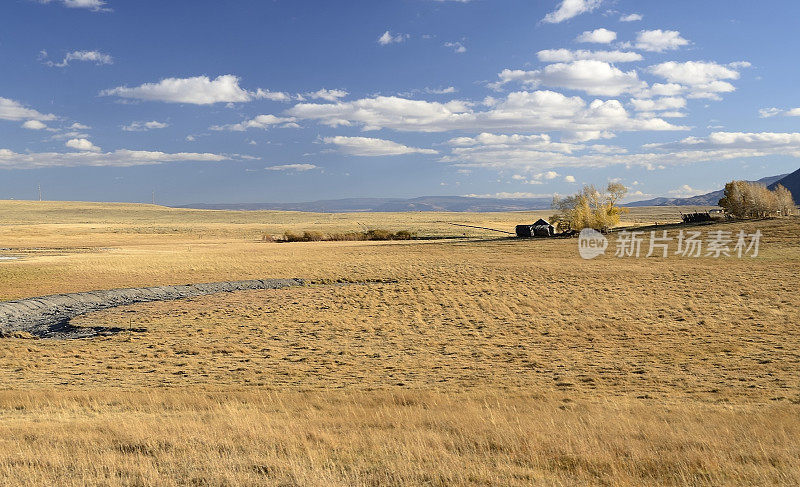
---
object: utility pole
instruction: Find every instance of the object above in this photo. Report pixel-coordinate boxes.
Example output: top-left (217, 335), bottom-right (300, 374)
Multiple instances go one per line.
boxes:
top-left (152, 190), bottom-right (155, 205)
top-left (38, 185), bottom-right (42, 201)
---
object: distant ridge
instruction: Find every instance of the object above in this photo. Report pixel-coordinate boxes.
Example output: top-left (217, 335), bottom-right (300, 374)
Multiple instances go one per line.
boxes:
top-left (625, 174), bottom-right (788, 207)
top-left (767, 168), bottom-right (800, 201)
top-left (175, 171), bottom-right (797, 213)
top-left (175, 196), bottom-right (554, 213)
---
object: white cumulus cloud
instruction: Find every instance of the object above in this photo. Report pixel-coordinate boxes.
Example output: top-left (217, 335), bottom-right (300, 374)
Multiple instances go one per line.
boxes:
top-left (253, 89), bottom-right (291, 102)
top-left (759, 107), bottom-right (800, 118)
top-left (307, 89), bottom-right (348, 101)
top-left (50, 130), bottom-right (89, 140)
top-left (426, 86), bottom-right (458, 94)
top-left (668, 184), bottom-right (706, 197)
top-left (445, 41), bottom-right (467, 53)
top-left (649, 61), bottom-right (738, 85)
top-left (210, 114), bottom-right (297, 131)
top-left (101, 75), bottom-right (277, 105)
top-left (265, 164), bottom-right (317, 171)
top-left (122, 120), bottom-right (169, 132)
top-left (378, 31), bottom-right (408, 45)
top-left (635, 30), bottom-right (690, 52)
top-left (537, 49), bottom-right (642, 63)
top-left (448, 133), bottom-right (578, 153)
top-left (324, 136), bottom-right (438, 156)
top-left (759, 108), bottom-right (781, 118)
top-left (637, 83), bottom-right (686, 98)
top-left (0, 97), bottom-right (57, 122)
top-left (287, 91), bottom-right (684, 135)
top-left (494, 60), bottom-right (646, 97)
top-left (45, 50), bottom-right (112, 67)
top-left (446, 131), bottom-right (800, 171)
top-left (630, 97), bottom-right (686, 112)
top-left (542, 0), bottom-right (602, 23)
top-left (575, 28), bottom-right (617, 44)
top-left (22, 120), bottom-right (48, 130)
top-left (444, 132), bottom-right (586, 168)
top-left (65, 138), bottom-right (101, 152)
top-left (465, 192), bottom-right (552, 199)
top-left (649, 131), bottom-right (800, 152)
top-left (648, 61), bottom-right (741, 100)
top-left (620, 13), bottom-right (642, 22)
top-left (38, 0), bottom-right (109, 11)
top-left (0, 148), bottom-right (227, 169)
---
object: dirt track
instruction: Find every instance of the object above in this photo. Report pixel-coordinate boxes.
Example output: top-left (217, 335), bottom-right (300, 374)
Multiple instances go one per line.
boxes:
top-left (0, 278), bottom-right (304, 339)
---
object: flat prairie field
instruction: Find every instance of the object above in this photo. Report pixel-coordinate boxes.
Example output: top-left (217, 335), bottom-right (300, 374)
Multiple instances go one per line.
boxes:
top-left (1, 200), bottom-right (799, 486)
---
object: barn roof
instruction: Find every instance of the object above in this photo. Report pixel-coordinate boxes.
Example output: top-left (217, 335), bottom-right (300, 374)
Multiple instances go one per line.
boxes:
top-left (533, 218), bottom-right (551, 226)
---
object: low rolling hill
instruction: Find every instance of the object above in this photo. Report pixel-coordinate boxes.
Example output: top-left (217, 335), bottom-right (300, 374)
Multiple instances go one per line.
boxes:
top-left (177, 195), bottom-right (554, 213)
top-left (767, 167), bottom-right (800, 200)
top-left (177, 171), bottom-right (798, 212)
top-left (625, 174), bottom-right (788, 207)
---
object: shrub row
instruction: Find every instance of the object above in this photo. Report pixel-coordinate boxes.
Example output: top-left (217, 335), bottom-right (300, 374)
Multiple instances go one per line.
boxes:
top-left (272, 229), bottom-right (417, 242)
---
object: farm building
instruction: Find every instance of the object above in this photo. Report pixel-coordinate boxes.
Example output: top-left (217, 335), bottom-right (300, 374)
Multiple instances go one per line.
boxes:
top-left (532, 219), bottom-right (555, 237)
top-left (515, 219), bottom-right (555, 238)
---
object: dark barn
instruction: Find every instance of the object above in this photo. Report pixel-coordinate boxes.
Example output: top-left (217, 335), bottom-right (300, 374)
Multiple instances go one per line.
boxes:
top-left (532, 218), bottom-right (555, 237)
top-left (515, 224), bottom-right (534, 237)
top-left (516, 219), bottom-right (555, 238)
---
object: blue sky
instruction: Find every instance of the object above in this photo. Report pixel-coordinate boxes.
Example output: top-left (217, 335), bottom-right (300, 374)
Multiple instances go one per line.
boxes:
top-left (1, 0), bottom-right (799, 204)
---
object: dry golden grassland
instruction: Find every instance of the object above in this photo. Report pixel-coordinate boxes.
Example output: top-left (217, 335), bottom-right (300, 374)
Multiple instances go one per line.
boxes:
top-left (0, 200), bottom-right (799, 485)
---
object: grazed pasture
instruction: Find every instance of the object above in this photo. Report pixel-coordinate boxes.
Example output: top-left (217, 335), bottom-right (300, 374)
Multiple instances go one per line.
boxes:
top-left (0, 200), bottom-right (798, 486)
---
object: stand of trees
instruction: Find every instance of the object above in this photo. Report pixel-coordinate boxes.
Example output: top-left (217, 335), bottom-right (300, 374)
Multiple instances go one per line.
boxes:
top-left (718, 181), bottom-right (796, 218)
top-left (550, 183), bottom-right (628, 232)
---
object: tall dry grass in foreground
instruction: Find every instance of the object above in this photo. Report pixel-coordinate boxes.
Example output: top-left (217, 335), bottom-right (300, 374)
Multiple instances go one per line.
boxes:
top-left (0, 390), bottom-right (797, 486)
top-left (1, 201), bottom-right (799, 485)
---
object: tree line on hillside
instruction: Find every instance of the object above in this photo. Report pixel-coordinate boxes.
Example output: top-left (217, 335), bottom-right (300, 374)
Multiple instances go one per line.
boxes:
top-left (718, 181), bottom-right (795, 218)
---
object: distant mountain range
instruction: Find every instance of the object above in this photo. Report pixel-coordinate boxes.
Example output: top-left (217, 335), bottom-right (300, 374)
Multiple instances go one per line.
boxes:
top-left (175, 170), bottom-right (800, 213)
top-left (624, 174), bottom-right (788, 207)
top-left (767, 167), bottom-right (800, 199)
top-left (176, 196), bottom-right (554, 213)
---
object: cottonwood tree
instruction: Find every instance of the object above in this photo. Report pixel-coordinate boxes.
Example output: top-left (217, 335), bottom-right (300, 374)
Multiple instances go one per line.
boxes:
top-left (718, 181), bottom-right (747, 218)
top-left (719, 181), bottom-right (795, 218)
top-left (551, 183), bottom-right (628, 232)
top-left (774, 184), bottom-right (796, 216)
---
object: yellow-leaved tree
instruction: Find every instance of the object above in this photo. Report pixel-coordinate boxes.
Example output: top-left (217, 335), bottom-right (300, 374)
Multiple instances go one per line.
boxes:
top-left (774, 184), bottom-right (796, 216)
top-left (551, 183), bottom-right (628, 232)
top-left (718, 181), bottom-right (796, 218)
